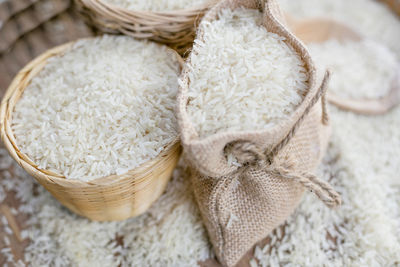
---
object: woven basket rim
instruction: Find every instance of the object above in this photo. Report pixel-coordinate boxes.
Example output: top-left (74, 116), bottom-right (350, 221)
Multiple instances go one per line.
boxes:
top-left (0, 38), bottom-right (183, 187)
top-left (80, 0), bottom-right (218, 16)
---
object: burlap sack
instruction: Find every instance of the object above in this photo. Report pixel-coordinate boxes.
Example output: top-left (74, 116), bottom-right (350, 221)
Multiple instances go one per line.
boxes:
top-left (176, 0), bottom-right (341, 266)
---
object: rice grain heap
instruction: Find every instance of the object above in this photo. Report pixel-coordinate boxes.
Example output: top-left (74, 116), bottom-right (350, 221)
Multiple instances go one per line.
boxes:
top-left (177, 0), bottom-right (340, 266)
top-left (186, 8), bottom-right (309, 138)
top-left (103, 0), bottom-right (209, 11)
top-left (11, 35), bottom-right (181, 182)
top-left (308, 39), bottom-right (398, 99)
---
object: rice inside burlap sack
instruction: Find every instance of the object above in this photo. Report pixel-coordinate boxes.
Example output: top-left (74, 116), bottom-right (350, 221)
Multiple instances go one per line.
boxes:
top-left (176, 0), bottom-right (341, 266)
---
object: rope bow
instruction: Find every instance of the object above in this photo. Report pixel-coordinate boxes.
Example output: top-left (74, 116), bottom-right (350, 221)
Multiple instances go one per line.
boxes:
top-left (226, 141), bottom-right (341, 208)
top-left (224, 71), bottom-right (341, 208)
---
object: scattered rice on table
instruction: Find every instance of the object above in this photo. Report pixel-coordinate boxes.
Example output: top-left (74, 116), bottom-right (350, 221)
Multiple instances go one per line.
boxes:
top-left (0, 157), bottom-right (212, 266)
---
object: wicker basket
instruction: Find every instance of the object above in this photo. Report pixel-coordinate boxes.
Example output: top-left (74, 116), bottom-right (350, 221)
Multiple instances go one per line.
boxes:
top-left (0, 41), bottom-right (183, 221)
top-left (74, 0), bottom-right (218, 54)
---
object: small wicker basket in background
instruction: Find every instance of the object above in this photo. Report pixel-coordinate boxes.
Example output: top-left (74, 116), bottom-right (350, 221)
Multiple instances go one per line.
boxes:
top-left (0, 41), bottom-right (182, 221)
top-left (74, 0), bottom-right (218, 54)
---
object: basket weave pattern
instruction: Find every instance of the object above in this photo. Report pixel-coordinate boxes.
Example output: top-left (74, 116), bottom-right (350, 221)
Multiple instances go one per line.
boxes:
top-left (74, 0), bottom-right (218, 53)
top-left (0, 42), bottom-right (182, 221)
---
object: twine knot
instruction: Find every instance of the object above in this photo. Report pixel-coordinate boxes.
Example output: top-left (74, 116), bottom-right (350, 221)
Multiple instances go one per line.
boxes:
top-left (225, 141), bottom-right (268, 166)
top-left (225, 140), bottom-right (341, 208)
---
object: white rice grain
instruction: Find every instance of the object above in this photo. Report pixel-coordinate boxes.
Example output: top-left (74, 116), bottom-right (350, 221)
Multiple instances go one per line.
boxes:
top-left (11, 35), bottom-right (180, 181)
top-left (185, 8), bottom-right (309, 138)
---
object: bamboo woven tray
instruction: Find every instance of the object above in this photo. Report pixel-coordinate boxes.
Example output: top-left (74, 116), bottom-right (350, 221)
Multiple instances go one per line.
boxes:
top-left (0, 0), bottom-right (399, 266)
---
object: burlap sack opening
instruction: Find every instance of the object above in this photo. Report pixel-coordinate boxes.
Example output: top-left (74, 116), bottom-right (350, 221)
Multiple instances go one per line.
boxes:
top-left (176, 0), bottom-right (341, 266)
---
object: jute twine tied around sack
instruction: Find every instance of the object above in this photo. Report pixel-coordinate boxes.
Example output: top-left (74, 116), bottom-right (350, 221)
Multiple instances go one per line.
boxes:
top-left (203, 71), bottom-right (341, 267)
top-left (227, 72), bottom-right (340, 209)
top-left (177, 0), bottom-right (341, 266)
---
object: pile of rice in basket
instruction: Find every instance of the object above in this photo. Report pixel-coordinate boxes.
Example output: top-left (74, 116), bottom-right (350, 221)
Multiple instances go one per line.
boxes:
top-left (11, 35), bottom-right (180, 181)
